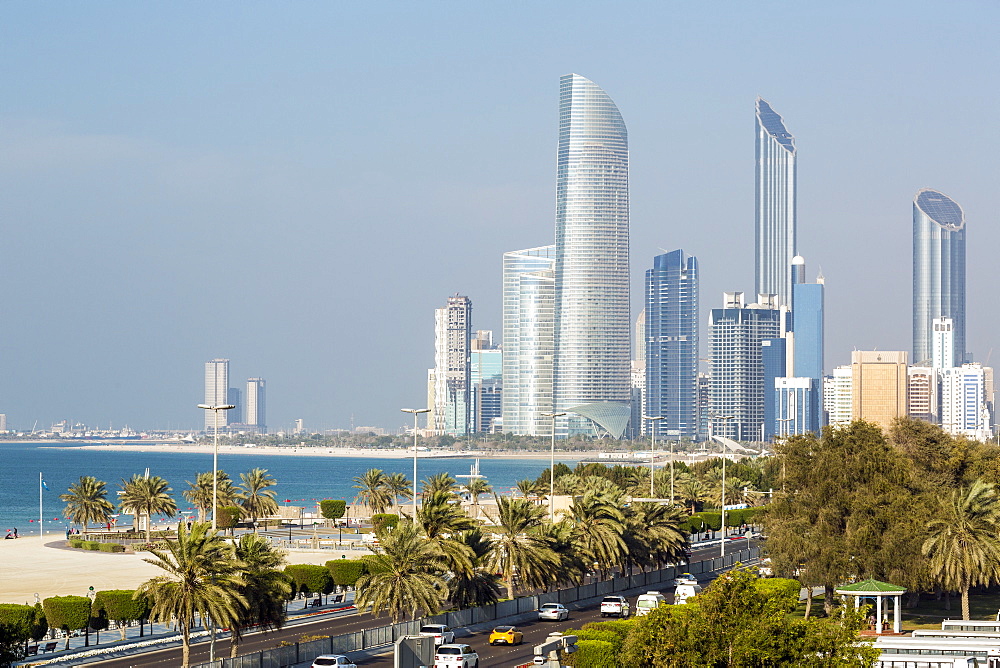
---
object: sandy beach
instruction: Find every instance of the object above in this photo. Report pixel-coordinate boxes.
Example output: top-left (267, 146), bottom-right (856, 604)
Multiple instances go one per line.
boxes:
top-left (44, 442), bottom-right (595, 461)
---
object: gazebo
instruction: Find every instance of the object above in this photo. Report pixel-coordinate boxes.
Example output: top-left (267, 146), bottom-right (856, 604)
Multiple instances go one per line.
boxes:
top-left (835, 579), bottom-right (906, 634)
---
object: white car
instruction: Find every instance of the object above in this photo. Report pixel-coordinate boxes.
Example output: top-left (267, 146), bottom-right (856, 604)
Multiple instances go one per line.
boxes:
top-left (434, 643), bottom-right (479, 668)
top-left (420, 623), bottom-right (456, 645)
top-left (537, 602), bottom-right (570, 621)
top-left (600, 595), bottom-right (630, 618)
top-left (311, 655), bottom-right (357, 668)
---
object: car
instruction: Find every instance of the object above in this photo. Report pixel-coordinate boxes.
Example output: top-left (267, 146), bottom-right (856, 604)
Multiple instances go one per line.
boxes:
top-left (673, 572), bottom-right (696, 586)
top-left (489, 625), bottom-right (524, 645)
top-left (538, 602), bottom-right (570, 621)
top-left (600, 595), bottom-right (630, 618)
top-left (420, 624), bottom-right (456, 645)
top-left (434, 643), bottom-right (479, 668)
top-left (311, 655), bottom-right (357, 668)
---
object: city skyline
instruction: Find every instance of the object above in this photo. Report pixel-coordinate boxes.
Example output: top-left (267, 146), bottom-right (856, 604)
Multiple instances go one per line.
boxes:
top-left (3, 3), bottom-right (999, 431)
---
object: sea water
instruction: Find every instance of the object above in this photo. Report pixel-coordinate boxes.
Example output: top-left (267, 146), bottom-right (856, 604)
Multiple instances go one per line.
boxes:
top-left (0, 442), bottom-right (558, 535)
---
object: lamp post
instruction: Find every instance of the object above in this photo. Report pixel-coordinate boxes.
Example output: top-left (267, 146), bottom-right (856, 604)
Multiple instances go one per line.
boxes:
top-left (776, 416), bottom-right (793, 440)
top-left (401, 408), bottom-right (431, 525)
top-left (643, 416), bottom-right (663, 497)
top-left (710, 414), bottom-right (734, 556)
top-left (541, 412), bottom-right (567, 522)
top-left (197, 403), bottom-right (235, 531)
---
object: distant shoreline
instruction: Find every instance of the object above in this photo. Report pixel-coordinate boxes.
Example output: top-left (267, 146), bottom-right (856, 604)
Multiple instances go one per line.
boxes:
top-left (45, 442), bottom-right (595, 461)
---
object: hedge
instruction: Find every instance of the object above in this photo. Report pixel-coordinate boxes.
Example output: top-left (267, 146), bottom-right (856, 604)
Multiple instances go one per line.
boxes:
top-left (83, 541), bottom-right (101, 551)
top-left (326, 559), bottom-right (367, 587)
top-left (284, 565), bottom-right (334, 605)
top-left (564, 639), bottom-right (618, 667)
top-left (216, 506), bottom-right (242, 530)
top-left (69, 539), bottom-right (84, 549)
top-left (42, 596), bottom-right (91, 649)
top-left (370, 514), bottom-right (398, 531)
top-left (0, 603), bottom-right (47, 643)
top-left (320, 499), bottom-right (347, 521)
top-left (93, 590), bottom-right (149, 640)
top-left (98, 542), bottom-right (126, 553)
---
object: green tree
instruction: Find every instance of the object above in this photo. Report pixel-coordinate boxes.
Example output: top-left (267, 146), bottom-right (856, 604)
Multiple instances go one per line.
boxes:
top-left (622, 502), bottom-right (688, 571)
top-left (485, 495), bottom-right (559, 599)
top-left (353, 469), bottom-right (392, 514)
top-left (620, 568), bottom-right (878, 667)
top-left (0, 603), bottom-right (46, 661)
top-left (230, 533), bottom-right (290, 657)
top-left (566, 492), bottom-right (626, 576)
top-left (283, 565), bottom-right (334, 608)
top-left (327, 559), bottom-right (368, 588)
top-left (183, 471), bottom-right (237, 524)
top-left (463, 477), bottom-right (492, 519)
top-left (447, 529), bottom-right (503, 609)
top-left (41, 596), bottom-right (90, 651)
top-left (236, 468), bottom-right (279, 530)
top-left (319, 499), bottom-right (347, 525)
top-left (421, 472), bottom-right (458, 498)
top-left (385, 472), bottom-right (413, 507)
top-left (923, 480), bottom-right (1000, 620)
top-left (92, 590), bottom-right (148, 641)
top-left (417, 490), bottom-right (476, 581)
top-left (136, 522), bottom-right (246, 668)
top-left (516, 478), bottom-right (541, 500)
top-left (118, 474), bottom-right (178, 542)
top-left (60, 476), bottom-right (115, 535)
top-left (355, 521), bottom-right (448, 621)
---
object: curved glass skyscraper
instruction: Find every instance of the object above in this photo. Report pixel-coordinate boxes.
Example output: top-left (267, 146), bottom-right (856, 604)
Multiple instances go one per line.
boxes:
top-left (913, 188), bottom-right (966, 367)
top-left (755, 98), bottom-right (797, 308)
top-left (553, 74), bottom-right (630, 435)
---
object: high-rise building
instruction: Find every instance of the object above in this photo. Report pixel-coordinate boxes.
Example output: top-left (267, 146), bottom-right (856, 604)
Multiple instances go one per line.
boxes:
top-left (553, 74), bottom-right (631, 438)
top-left (851, 351), bottom-right (908, 433)
top-left (761, 338), bottom-right (786, 440)
top-left (775, 377), bottom-right (815, 438)
top-left (434, 295), bottom-right (472, 436)
top-left (227, 387), bottom-right (242, 430)
top-left (470, 331), bottom-right (502, 434)
top-left (913, 189), bottom-right (966, 366)
top-left (645, 250), bottom-right (699, 441)
top-left (940, 364), bottom-right (991, 440)
top-left (708, 292), bottom-right (783, 441)
top-left (755, 98), bottom-right (797, 308)
top-left (631, 310), bottom-right (646, 439)
top-left (501, 245), bottom-right (556, 436)
top-left (246, 378), bottom-right (266, 434)
top-left (204, 359), bottom-right (230, 432)
top-left (907, 366), bottom-right (937, 423)
top-left (931, 317), bottom-right (955, 371)
top-left (791, 256), bottom-right (825, 433)
top-left (824, 366), bottom-right (853, 427)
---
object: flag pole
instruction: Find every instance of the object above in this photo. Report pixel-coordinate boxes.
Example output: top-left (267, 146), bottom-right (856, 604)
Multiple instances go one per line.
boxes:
top-left (39, 472), bottom-right (43, 537)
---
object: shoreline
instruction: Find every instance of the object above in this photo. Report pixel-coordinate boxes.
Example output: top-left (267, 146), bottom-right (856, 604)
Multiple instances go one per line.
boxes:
top-left (44, 443), bottom-right (596, 461)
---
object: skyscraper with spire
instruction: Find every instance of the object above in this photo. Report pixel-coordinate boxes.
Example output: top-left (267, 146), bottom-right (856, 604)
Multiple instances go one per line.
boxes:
top-left (755, 98), bottom-right (797, 308)
top-left (552, 74), bottom-right (631, 437)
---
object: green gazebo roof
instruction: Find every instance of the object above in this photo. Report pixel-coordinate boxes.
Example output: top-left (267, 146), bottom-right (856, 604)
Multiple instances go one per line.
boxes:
top-left (835, 578), bottom-right (906, 595)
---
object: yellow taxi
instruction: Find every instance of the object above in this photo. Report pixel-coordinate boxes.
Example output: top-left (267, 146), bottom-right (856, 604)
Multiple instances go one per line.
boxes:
top-left (488, 625), bottom-right (524, 645)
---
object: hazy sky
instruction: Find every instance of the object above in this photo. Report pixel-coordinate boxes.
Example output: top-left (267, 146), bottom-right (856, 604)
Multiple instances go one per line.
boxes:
top-left (3, 2), bottom-right (998, 433)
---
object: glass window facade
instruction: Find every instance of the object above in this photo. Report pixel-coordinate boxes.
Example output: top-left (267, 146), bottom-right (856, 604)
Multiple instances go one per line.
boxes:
top-left (755, 98), bottom-right (797, 309)
top-left (913, 188), bottom-right (965, 367)
top-left (645, 250), bottom-right (699, 440)
top-left (553, 74), bottom-right (631, 435)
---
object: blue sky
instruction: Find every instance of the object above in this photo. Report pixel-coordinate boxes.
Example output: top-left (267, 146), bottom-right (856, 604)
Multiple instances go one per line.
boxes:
top-left (2, 2), bottom-right (999, 432)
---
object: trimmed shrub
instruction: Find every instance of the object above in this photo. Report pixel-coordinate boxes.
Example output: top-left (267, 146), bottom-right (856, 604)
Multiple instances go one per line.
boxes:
top-left (98, 542), bottom-right (126, 553)
top-left (326, 559), bottom-right (367, 587)
top-left (320, 499), bottom-right (347, 521)
top-left (284, 565), bottom-right (334, 605)
top-left (42, 596), bottom-right (90, 649)
top-left (216, 506), bottom-right (242, 531)
top-left (695, 512), bottom-right (722, 531)
top-left (83, 541), bottom-right (101, 551)
top-left (69, 539), bottom-right (84, 549)
top-left (370, 514), bottom-right (398, 531)
top-left (0, 603), bottom-right (47, 644)
top-left (93, 590), bottom-right (149, 640)
top-left (564, 639), bottom-right (618, 667)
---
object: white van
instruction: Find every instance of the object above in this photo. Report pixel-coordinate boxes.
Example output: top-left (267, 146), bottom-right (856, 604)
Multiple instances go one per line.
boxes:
top-left (635, 591), bottom-right (667, 616)
top-left (674, 581), bottom-right (702, 605)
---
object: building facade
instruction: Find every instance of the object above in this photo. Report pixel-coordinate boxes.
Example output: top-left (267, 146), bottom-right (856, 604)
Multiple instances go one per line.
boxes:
top-left (907, 366), bottom-right (937, 424)
top-left (913, 188), bottom-right (966, 366)
top-left (939, 364), bottom-right (991, 441)
top-left (824, 365), bottom-right (853, 427)
top-left (755, 98), bottom-right (797, 308)
top-left (791, 257), bottom-right (825, 433)
top-left (204, 358), bottom-right (230, 432)
top-left (433, 295), bottom-right (473, 436)
top-left (470, 331), bottom-right (502, 433)
top-left (851, 351), bottom-right (908, 433)
top-left (553, 73), bottom-right (631, 437)
top-left (501, 245), bottom-right (556, 436)
top-left (645, 250), bottom-right (699, 441)
top-left (245, 377), bottom-right (266, 434)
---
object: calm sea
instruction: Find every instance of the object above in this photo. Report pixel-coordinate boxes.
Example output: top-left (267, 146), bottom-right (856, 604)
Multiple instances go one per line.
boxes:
top-left (0, 442), bottom-right (560, 536)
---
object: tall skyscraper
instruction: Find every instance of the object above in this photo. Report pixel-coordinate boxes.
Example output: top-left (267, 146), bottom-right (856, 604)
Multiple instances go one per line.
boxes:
top-left (645, 250), bottom-right (699, 440)
top-left (791, 256), bottom-right (825, 433)
top-left (501, 245), bottom-right (556, 436)
top-left (246, 378), bottom-right (266, 434)
top-left (204, 359), bottom-right (230, 432)
top-left (851, 351), bottom-right (908, 433)
top-left (433, 295), bottom-right (472, 436)
top-left (553, 73), bottom-right (631, 437)
top-left (931, 317), bottom-right (955, 370)
top-left (755, 98), bottom-right (797, 308)
top-left (940, 364), bottom-right (991, 441)
top-left (824, 365), bottom-right (853, 427)
top-left (470, 331), bottom-right (502, 434)
top-left (913, 188), bottom-right (966, 366)
top-left (708, 292), bottom-right (783, 441)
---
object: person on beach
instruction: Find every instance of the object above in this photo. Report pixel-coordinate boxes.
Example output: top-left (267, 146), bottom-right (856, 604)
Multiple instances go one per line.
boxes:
top-left (4, 530), bottom-right (11, 539)
top-left (12, 527), bottom-right (17, 538)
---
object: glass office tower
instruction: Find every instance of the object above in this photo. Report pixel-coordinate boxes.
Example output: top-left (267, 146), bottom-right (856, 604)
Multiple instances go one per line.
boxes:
top-left (553, 74), bottom-right (631, 435)
top-left (645, 250), bottom-right (699, 440)
top-left (913, 188), bottom-right (966, 367)
top-left (755, 98), bottom-right (797, 308)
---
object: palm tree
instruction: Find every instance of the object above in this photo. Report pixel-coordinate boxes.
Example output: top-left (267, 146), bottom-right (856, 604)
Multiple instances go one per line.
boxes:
top-left (421, 472), bottom-right (458, 498)
top-left (923, 480), bottom-right (1000, 620)
top-left (463, 478), bottom-right (492, 519)
top-left (418, 490), bottom-right (476, 576)
top-left (353, 469), bottom-right (392, 515)
top-left (515, 478), bottom-right (541, 501)
top-left (183, 471), bottom-right (237, 523)
top-left (485, 495), bottom-right (559, 599)
top-left (536, 520), bottom-right (589, 588)
top-left (448, 529), bottom-right (503, 609)
top-left (623, 502), bottom-right (689, 571)
top-left (137, 522), bottom-right (246, 668)
top-left (236, 468), bottom-right (279, 530)
top-left (675, 473), bottom-right (708, 514)
top-left (60, 476), bottom-right (114, 534)
top-left (385, 472), bottom-right (413, 511)
top-left (229, 533), bottom-right (290, 657)
top-left (355, 521), bottom-right (448, 621)
top-left (119, 474), bottom-right (178, 542)
top-left (565, 492), bottom-right (626, 576)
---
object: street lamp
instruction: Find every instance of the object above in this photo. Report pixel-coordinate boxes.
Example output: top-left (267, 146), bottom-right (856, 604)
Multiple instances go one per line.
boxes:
top-left (401, 408), bottom-right (431, 526)
top-left (776, 416), bottom-right (794, 440)
top-left (541, 412), bottom-right (567, 522)
top-left (643, 416), bottom-right (664, 497)
top-left (710, 414), bottom-right (734, 557)
top-left (198, 403), bottom-right (235, 531)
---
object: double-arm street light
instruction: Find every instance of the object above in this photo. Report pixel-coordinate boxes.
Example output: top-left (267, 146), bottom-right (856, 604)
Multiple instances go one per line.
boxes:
top-left (401, 408), bottom-right (431, 525)
top-left (541, 412), bottom-right (567, 522)
top-left (197, 403), bottom-right (235, 531)
top-left (643, 416), bottom-right (664, 497)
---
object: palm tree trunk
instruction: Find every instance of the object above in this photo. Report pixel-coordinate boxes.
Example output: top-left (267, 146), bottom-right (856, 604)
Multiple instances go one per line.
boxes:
top-left (181, 624), bottom-right (190, 668)
top-left (230, 634), bottom-right (240, 658)
top-left (962, 585), bottom-right (971, 621)
top-left (804, 589), bottom-right (813, 619)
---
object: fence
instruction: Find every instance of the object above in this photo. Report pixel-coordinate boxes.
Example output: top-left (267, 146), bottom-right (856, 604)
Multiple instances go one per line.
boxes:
top-left (191, 547), bottom-right (759, 668)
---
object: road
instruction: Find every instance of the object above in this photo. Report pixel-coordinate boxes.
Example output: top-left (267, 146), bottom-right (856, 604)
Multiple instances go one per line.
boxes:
top-left (82, 538), bottom-right (755, 667)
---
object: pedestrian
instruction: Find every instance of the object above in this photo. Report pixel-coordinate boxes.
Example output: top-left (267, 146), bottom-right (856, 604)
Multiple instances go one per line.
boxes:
top-left (4, 529), bottom-right (11, 540)
top-left (66, 527), bottom-right (71, 540)
top-left (12, 527), bottom-right (17, 538)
